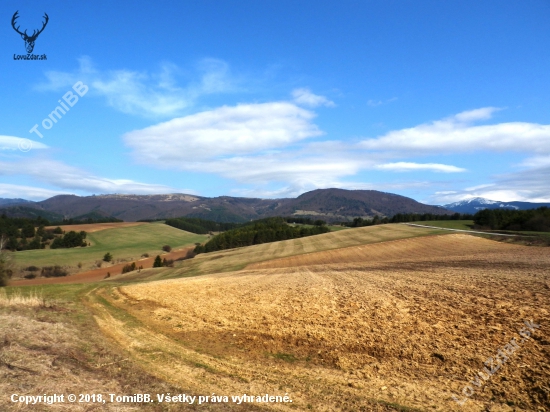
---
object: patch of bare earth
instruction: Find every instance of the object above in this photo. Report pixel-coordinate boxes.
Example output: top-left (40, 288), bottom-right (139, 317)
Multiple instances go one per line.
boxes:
top-left (92, 234), bottom-right (550, 411)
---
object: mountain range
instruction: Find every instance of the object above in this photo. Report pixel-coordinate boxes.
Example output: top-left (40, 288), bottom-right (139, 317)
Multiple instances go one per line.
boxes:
top-left (0, 198), bottom-right (33, 207)
top-left (443, 197), bottom-right (550, 214)
top-left (0, 189), bottom-right (451, 222)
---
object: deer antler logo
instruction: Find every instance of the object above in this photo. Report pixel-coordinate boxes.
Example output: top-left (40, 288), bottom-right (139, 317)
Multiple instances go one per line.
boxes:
top-left (11, 11), bottom-right (49, 54)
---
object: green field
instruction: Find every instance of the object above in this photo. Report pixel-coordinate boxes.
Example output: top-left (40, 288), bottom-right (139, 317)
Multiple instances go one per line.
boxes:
top-left (412, 220), bottom-right (474, 230)
top-left (327, 225), bottom-right (350, 231)
top-left (13, 222), bottom-right (208, 273)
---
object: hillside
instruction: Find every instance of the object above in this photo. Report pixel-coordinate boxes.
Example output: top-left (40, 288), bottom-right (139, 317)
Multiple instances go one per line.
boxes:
top-left (94, 231), bottom-right (550, 411)
top-left (0, 189), bottom-right (451, 222)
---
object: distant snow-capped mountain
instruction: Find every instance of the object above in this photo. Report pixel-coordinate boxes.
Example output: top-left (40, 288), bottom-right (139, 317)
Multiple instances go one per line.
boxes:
top-left (444, 197), bottom-right (550, 214)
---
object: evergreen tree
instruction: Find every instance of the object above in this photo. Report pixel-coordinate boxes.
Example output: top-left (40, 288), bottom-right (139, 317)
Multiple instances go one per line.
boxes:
top-left (153, 255), bottom-right (163, 267)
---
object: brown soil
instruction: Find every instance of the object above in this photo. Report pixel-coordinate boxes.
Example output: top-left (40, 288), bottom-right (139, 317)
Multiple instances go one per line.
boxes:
top-left (9, 247), bottom-right (194, 286)
top-left (92, 234), bottom-right (550, 411)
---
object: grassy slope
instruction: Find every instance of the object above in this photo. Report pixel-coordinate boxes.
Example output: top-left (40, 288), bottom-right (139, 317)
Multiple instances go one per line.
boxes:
top-left (120, 223), bottom-right (448, 282)
top-left (13, 222), bottom-right (208, 273)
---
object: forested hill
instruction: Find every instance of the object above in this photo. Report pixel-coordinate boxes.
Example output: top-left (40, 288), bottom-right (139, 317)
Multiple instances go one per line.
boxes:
top-left (164, 217), bottom-right (241, 234)
top-left (0, 189), bottom-right (451, 222)
top-left (194, 217), bottom-right (329, 253)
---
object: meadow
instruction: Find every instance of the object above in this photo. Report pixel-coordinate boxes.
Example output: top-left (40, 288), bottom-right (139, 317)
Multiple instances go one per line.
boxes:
top-left (12, 222), bottom-right (208, 274)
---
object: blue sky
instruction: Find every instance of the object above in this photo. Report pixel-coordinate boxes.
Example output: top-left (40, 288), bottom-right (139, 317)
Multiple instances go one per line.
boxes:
top-left (1, 0), bottom-right (549, 204)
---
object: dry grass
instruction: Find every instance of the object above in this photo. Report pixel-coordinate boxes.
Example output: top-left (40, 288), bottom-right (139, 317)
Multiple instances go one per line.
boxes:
top-left (0, 285), bottom-right (245, 412)
top-left (0, 289), bottom-right (48, 308)
top-left (97, 234), bottom-right (550, 411)
top-left (0, 310), bottom-right (136, 411)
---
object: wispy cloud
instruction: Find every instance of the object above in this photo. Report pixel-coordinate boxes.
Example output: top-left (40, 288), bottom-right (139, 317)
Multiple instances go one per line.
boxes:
top-left (375, 162), bottom-right (466, 173)
top-left (36, 57), bottom-right (238, 118)
top-left (0, 183), bottom-right (67, 201)
top-left (361, 107), bottom-right (550, 154)
top-left (0, 158), bottom-right (186, 196)
top-left (124, 104), bottom-right (513, 198)
top-left (0, 135), bottom-right (48, 151)
top-left (292, 88), bottom-right (335, 108)
top-left (429, 162), bottom-right (550, 204)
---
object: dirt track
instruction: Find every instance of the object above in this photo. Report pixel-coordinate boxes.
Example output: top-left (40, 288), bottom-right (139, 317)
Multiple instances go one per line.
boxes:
top-left (94, 234), bottom-right (550, 411)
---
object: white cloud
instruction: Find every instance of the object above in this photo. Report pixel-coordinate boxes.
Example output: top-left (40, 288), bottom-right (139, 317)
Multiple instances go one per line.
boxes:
top-left (123, 102), bottom-right (324, 163)
top-left (292, 88), bottom-right (335, 107)
top-left (0, 158), bottom-right (185, 196)
top-left (518, 155), bottom-right (550, 169)
top-left (429, 162), bottom-right (550, 204)
top-left (0, 135), bottom-right (48, 151)
top-left (36, 57), bottom-right (238, 118)
top-left (361, 107), bottom-right (550, 154)
top-left (0, 183), bottom-right (66, 200)
top-left (375, 162), bottom-right (466, 173)
top-left (453, 107), bottom-right (500, 123)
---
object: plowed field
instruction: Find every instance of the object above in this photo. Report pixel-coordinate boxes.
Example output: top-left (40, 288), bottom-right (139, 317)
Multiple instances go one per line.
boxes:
top-left (246, 233), bottom-right (513, 269)
top-left (94, 234), bottom-right (550, 411)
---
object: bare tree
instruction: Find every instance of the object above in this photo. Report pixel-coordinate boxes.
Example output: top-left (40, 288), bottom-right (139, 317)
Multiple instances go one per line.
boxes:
top-left (0, 239), bottom-right (12, 287)
top-left (0, 234), bottom-right (7, 250)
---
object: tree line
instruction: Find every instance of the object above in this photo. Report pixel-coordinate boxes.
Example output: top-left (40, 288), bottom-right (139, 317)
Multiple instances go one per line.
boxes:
top-left (164, 217), bottom-right (242, 234)
top-left (473, 207), bottom-right (550, 232)
top-left (0, 214), bottom-right (88, 251)
top-left (166, 216), bottom-right (328, 235)
top-left (194, 217), bottom-right (329, 254)
top-left (340, 212), bottom-right (474, 227)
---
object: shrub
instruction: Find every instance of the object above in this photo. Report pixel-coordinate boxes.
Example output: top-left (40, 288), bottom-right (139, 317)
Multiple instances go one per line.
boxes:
top-left (121, 262), bottom-right (137, 274)
top-left (141, 253), bottom-right (149, 258)
top-left (162, 245), bottom-right (172, 252)
top-left (24, 273), bottom-right (37, 279)
top-left (162, 258), bottom-right (174, 267)
top-left (186, 249), bottom-right (197, 258)
top-left (50, 231), bottom-right (87, 249)
top-left (53, 226), bottom-right (63, 234)
top-left (0, 253), bottom-right (12, 287)
top-left (25, 265), bottom-right (40, 272)
top-left (103, 252), bottom-right (113, 262)
top-left (41, 265), bottom-right (68, 278)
